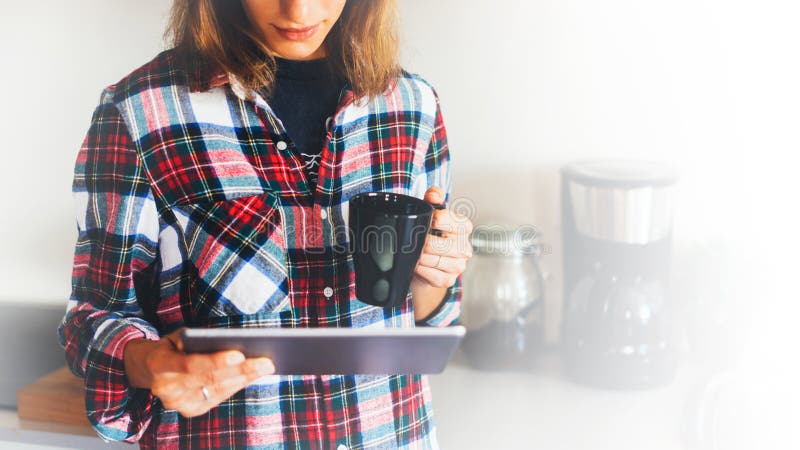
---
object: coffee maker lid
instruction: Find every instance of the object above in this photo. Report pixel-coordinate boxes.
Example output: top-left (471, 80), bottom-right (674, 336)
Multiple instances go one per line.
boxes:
top-left (561, 160), bottom-right (678, 189)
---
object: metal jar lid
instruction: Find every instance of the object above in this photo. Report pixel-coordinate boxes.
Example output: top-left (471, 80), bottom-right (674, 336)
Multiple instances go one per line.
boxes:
top-left (470, 226), bottom-right (541, 256)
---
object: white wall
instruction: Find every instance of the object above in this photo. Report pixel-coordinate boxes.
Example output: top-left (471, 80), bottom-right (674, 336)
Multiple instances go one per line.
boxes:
top-left (0, 1), bottom-right (171, 302)
top-left (1, 0), bottom-right (797, 337)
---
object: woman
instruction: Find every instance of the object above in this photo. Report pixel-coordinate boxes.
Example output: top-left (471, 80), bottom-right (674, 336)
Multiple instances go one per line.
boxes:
top-left (59, 0), bottom-right (472, 448)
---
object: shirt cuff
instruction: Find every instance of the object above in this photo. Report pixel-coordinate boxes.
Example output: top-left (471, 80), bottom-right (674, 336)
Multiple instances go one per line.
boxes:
top-left (415, 276), bottom-right (462, 327)
top-left (83, 318), bottom-right (159, 443)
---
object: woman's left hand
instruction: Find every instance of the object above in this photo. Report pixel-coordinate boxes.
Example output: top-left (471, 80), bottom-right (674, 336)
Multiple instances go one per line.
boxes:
top-left (412, 186), bottom-right (473, 289)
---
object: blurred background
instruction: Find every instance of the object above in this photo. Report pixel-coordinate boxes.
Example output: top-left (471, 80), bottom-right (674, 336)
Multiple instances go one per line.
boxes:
top-left (0, 0), bottom-right (798, 449)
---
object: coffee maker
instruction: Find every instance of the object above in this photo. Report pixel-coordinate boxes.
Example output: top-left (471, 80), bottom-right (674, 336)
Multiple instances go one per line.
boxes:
top-left (560, 160), bottom-right (678, 389)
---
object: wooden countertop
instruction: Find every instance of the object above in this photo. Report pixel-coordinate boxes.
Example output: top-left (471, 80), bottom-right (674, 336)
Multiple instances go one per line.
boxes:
top-left (16, 366), bottom-right (91, 429)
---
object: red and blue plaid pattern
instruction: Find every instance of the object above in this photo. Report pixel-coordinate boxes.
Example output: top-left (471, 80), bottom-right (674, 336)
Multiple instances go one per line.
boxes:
top-left (58, 50), bottom-right (461, 449)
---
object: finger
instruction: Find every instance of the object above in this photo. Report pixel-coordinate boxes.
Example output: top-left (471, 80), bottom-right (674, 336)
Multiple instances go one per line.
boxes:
top-left (152, 353), bottom-right (254, 410)
top-left (424, 234), bottom-right (473, 258)
top-left (174, 371), bottom-right (250, 411)
top-left (206, 358), bottom-right (274, 399)
top-left (186, 356), bottom-right (274, 389)
top-left (184, 350), bottom-right (246, 374)
top-left (423, 186), bottom-right (446, 206)
top-left (152, 348), bottom-right (245, 374)
top-left (414, 265), bottom-right (458, 288)
top-left (431, 209), bottom-right (473, 235)
top-left (173, 358), bottom-right (275, 417)
top-left (189, 350), bottom-right (247, 372)
top-left (176, 372), bottom-right (252, 418)
top-left (416, 253), bottom-right (467, 274)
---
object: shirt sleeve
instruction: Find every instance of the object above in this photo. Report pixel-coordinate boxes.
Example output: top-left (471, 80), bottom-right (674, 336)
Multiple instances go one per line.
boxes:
top-left (415, 88), bottom-right (463, 328)
top-left (57, 87), bottom-right (161, 443)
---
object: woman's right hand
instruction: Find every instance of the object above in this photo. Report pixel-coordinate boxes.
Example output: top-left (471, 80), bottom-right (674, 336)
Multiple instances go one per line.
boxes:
top-left (123, 329), bottom-right (275, 418)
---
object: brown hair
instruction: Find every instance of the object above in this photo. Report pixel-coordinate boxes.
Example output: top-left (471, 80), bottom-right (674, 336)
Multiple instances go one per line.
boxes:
top-left (166, 0), bottom-right (401, 98)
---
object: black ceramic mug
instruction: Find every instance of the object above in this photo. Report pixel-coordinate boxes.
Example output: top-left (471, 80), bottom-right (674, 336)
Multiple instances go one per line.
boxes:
top-left (348, 192), bottom-right (435, 308)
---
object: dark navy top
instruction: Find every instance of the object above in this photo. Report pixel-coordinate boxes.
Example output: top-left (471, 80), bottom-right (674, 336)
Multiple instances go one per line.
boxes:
top-left (265, 57), bottom-right (344, 189)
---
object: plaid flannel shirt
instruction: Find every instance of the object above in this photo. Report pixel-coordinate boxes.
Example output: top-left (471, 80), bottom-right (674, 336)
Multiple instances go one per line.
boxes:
top-left (58, 50), bottom-right (461, 449)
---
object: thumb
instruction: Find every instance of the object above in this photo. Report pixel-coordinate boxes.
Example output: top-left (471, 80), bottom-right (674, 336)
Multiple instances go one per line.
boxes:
top-left (424, 186), bottom-right (445, 205)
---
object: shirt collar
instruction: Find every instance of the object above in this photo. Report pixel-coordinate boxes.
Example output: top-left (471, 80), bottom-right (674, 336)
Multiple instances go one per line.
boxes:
top-left (188, 67), bottom-right (269, 106)
top-left (187, 60), bottom-right (357, 111)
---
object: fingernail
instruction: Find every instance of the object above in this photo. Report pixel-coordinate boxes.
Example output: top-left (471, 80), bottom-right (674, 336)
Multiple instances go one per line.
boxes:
top-left (254, 359), bottom-right (275, 375)
top-left (226, 352), bottom-right (245, 366)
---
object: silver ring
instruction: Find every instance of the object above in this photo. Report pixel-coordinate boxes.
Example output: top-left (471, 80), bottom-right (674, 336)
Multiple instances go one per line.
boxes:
top-left (201, 385), bottom-right (211, 402)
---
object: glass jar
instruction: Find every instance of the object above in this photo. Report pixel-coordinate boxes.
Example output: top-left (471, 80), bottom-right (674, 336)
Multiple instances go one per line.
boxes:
top-left (460, 227), bottom-right (545, 370)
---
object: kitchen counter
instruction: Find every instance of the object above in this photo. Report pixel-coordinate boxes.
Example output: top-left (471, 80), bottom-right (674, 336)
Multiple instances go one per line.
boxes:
top-left (429, 350), bottom-right (702, 450)
top-left (1, 351), bottom-right (702, 449)
top-left (0, 408), bottom-right (130, 449)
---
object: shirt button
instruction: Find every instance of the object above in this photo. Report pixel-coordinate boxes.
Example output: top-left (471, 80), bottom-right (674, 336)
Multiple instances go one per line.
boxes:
top-left (323, 286), bottom-right (334, 298)
top-left (337, 445), bottom-right (348, 450)
top-left (276, 140), bottom-right (288, 151)
top-left (320, 208), bottom-right (328, 220)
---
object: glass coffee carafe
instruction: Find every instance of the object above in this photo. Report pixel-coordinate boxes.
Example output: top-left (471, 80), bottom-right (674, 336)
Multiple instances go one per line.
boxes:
top-left (560, 160), bottom-right (679, 389)
top-left (460, 227), bottom-right (545, 370)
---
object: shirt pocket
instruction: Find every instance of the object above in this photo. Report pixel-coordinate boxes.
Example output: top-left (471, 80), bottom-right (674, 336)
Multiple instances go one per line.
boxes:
top-left (172, 190), bottom-right (291, 319)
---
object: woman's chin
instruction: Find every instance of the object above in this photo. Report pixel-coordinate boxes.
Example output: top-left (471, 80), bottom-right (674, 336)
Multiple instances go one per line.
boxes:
top-left (269, 42), bottom-right (326, 61)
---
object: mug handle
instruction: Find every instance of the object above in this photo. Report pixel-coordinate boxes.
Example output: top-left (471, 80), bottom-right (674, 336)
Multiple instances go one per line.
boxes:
top-left (430, 202), bottom-right (446, 237)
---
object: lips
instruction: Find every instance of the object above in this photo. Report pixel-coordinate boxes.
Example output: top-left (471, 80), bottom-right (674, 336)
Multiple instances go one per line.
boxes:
top-left (273, 24), bottom-right (320, 41)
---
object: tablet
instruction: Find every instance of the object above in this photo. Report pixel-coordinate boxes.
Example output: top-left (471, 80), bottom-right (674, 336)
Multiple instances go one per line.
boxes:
top-left (179, 326), bottom-right (466, 375)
